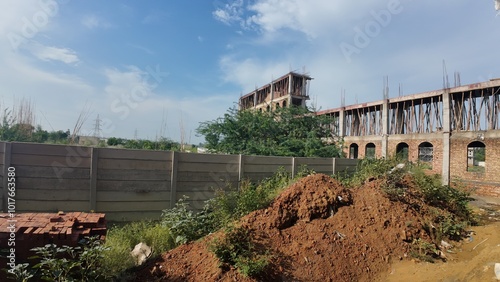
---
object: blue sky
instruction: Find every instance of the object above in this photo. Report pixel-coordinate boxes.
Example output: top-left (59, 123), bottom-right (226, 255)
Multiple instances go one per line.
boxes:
top-left (1, 0), bottom-right (499, 144)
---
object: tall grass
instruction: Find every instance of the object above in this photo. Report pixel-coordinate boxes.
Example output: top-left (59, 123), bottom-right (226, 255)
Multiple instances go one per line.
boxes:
top-left (100, 221), bottom-right (175, 279)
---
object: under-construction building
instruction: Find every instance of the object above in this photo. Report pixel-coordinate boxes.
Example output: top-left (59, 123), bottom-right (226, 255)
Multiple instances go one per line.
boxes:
top-left (239, 72), bottom-right (312, 111)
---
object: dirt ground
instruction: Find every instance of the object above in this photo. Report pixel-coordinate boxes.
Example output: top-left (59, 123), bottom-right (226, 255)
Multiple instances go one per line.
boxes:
top-left (135, 174), bottom-right (500, 282)
top-left (376, 197), bottom-right (500, 282)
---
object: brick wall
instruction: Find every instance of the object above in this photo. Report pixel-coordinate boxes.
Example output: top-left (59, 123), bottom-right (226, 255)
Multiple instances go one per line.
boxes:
top-left (344, 134), bottom-right (444, 174)
top-left (450, 133), bottom-right (500, 196)
top-left (387, 135), bottom-right (444, 175)
top-left (343, 139), bottom-right (383, 159)
top-left (342, 133), bottom-right (500, 197)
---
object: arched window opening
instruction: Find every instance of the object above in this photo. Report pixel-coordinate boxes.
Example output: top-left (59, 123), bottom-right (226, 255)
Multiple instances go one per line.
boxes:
top-left (349, 143), bottom-right (359, 159)
top-left (292, 98), bottom-right (302, 107)
top-left (467, 141), bottom-right (485, 172)
top-left (396, 142), bottom-right (409, 161)
top-left (282, 100), bottom-right (287, 108)
top-left (418, 142), bottom-right (433, 169)
top-left (365, 143), bottom-right (376, 159)
top-left (266, 105), bottom-right (270, 112)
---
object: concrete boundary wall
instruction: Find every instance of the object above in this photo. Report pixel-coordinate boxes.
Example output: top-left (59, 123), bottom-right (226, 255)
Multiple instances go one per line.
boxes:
top-left (0, 142), bottom-right (358, 221)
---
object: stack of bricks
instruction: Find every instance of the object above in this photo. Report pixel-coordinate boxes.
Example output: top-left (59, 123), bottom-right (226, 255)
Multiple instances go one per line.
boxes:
top-left (0, 212), bottom-right (106, 262)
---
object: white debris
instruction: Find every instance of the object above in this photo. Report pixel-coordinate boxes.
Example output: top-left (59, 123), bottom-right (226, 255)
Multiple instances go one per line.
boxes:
top-left (389, 163), bottom-right (405, 174)
top-left (131, 242), bottom-right (152, 266)
top-left (440, 240), bottom-right (452, 249)
top-left (495, 263), bottom-right (500, 280)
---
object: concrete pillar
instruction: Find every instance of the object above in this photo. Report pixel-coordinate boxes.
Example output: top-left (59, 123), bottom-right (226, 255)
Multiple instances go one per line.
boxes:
top-left (270, 81), bottom-right (274, 110)
top-left (381, 99), bottom-right (389, 158)
top-left (338, 108), bottom-right (345, 137)
top-left (442, 90), bottom-right (451, 185)
top-left (353, 110), bottom-right (360, 136)
top-left (396, 104), bottom-right (404, 134)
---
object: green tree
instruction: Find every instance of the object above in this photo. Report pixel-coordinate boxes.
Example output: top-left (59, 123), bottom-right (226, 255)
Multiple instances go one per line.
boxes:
top-left (196, 106), bottom-right (342, 157)
top-left (47, 130), bottom-right (69, 143)
top-left (32, 125), bottom-right (49, 143)
top-left (107, 137), bottom-right (125, 146)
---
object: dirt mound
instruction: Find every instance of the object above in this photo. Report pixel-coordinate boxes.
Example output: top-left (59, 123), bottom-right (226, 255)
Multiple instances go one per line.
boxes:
top-left (135, 174), bottom-right (442, 281)
top-left (244, 173), bottom-right (352, 230)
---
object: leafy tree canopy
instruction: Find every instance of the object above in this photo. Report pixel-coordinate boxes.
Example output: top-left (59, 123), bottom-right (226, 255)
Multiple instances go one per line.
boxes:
top-left (196, 106), bottom-right (342, 157)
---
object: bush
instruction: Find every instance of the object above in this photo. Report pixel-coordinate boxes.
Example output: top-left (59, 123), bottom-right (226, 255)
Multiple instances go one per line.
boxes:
top-left (208, 166), bottom-right (312, 227)
top-left (161, 167), bottom-right (312, 245)
top-left (336, 158), bottom-right (474, 245)
top-left (101, 221), bottom-right (175, 279)
top-left (336, 157), bottom-right (400, 188)
top-left (161, 196), bottom-right (216, 245)
top-left (12, 236), bottom-right (110, 282)
top-left (209, 225), bottom-right (270, 278)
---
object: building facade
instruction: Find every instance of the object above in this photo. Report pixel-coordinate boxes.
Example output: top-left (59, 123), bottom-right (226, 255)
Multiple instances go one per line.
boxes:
top-left (239, 72), bottom-right (500, 197)
top-left (239, 72), bottom-right (312, 111)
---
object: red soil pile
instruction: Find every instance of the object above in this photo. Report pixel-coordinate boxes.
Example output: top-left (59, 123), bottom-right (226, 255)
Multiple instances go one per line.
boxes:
top-left (135, 173), bottom-right (439, 281)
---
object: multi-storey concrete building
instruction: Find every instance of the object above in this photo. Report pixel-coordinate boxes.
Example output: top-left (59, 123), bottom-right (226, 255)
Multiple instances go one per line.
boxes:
top-left (239, 72), bottom-right (500, 197)
top-left (239, 72), bottom-right (312, 111)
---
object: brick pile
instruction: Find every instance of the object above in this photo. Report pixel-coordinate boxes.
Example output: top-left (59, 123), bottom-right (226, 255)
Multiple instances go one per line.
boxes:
top-left (0, 212), bottom-right (106, 262)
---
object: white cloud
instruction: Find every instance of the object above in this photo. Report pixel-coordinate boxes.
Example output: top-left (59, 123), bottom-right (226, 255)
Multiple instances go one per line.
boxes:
top-left (216, 0), bottom-right (496, 111)
top-left (81, 14), bottom-right (111, 29)
top-left (213, 0), bottom-right (245, 26)
top-left (214, 0), bottom-right (383, 38)
top-left (219, 55), bottom-right (292, 93)
top-left (99, 66), bottom-right (233, 142)
top-left (142, 11), bottom-right (167, 24)
top-left (127, 43), bottom-right (154, 55)
top-left (29, 43), bottom-right (80, 64)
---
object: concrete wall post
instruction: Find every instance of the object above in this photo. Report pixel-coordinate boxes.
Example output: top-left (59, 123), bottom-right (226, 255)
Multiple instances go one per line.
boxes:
top-left (381, 99), bottom-right (389, 158)
top-left (338, 108), bottom-right (345, 137)
top-left (442, 90), bottom-right (451, 185)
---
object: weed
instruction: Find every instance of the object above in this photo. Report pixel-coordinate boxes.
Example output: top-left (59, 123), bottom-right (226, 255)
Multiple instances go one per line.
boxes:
top-left (5, 263), bottom-right (34, 282)
top-left (27, 236), bottom-right (109, 282)
top-left (336, 158), bottom-right (401, 188)
top-left (208, 166), bottom-right (310, 226)
top-left (161, 196), bottom-right (216, 244)
top-left (209, 225), bottom-right (270, 278)
top-left (160, 166), bottom-right (311, 246)
top-left (410, 238), bottom-right (439, 263)
top-left (101, 221), bottom-right (175, 279)
top-left (235, 254), bottom-right (271, 278)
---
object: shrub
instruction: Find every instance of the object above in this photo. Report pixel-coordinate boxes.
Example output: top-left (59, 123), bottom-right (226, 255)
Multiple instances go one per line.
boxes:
top-left (209, 166), bottom-right (311, 226)
top-left (208, 225), bottom-right (270, 278)
top-left (5, 263), bottom-right (34, 282)
top-left (410, 238), bottom-right (439, 263)
top-left (161, 167), bottom-right (312, 245)
top-left (23, 236), bottom-right (110, 282)
top-left (336, 157), bottom-right (401, 188)
top-left (235, 255), bottom-right (271, 278)
top-left (101, 221), bottom-right (175, 279)
top-left (161, 196), bottom-right (216, 245)
top-left (336, 157), bottom-right (473, 249)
